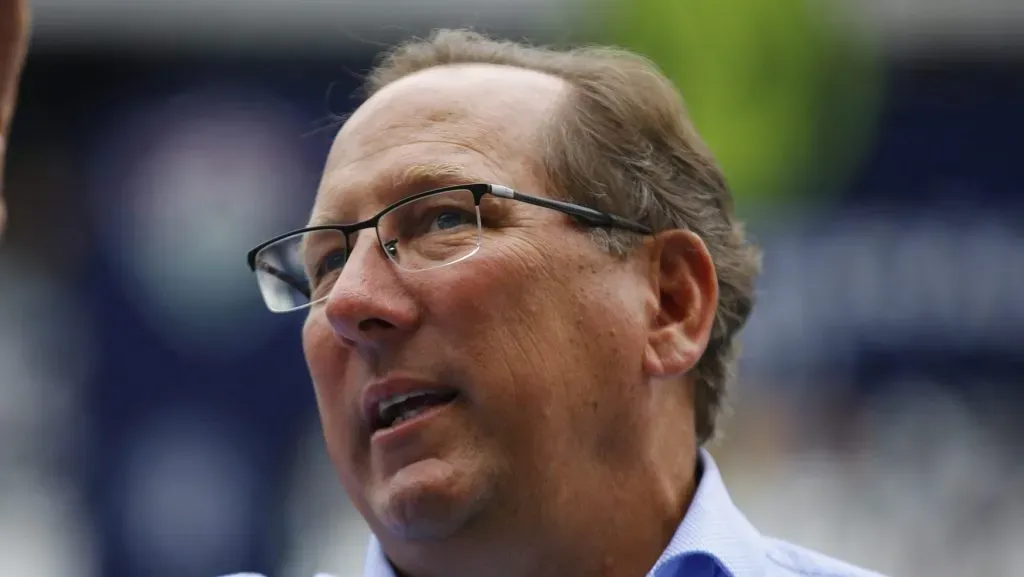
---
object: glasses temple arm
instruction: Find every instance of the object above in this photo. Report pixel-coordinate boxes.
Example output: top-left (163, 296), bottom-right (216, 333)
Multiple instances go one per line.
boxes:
top-left (504, 189), bottom-right (653, 234)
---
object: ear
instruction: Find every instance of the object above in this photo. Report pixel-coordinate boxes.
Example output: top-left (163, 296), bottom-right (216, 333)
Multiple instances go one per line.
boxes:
top-left (642, 229), bottom-right (718, 379)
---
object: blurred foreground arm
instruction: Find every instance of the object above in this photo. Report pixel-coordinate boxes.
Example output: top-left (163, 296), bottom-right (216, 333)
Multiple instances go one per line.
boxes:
top-left (0, 0), bottom-right (29, 236)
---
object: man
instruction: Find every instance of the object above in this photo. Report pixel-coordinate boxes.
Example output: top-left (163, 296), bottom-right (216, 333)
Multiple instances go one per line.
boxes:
top-left (0, 15), bottom-right (883, 576)
top-left (235, 29), bottom-right (887, 577)
top-left (0, 0), bottom-right (29, 237)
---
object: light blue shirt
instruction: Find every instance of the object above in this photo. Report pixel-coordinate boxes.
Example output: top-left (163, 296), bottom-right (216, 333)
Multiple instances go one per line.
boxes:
top-left (227, 450), bottom-right (887, 577)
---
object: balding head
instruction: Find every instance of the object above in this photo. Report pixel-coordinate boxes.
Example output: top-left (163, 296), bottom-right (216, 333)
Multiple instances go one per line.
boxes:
top-left (358, 29), bottom-right (760, 446)
top-left (320, 64), bottom-right (567, 204)
top-left (264, 27), bottom-right (759, 577)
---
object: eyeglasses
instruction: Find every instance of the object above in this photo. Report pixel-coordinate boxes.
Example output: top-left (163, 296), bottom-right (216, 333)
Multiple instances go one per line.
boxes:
top-left (246, 183), bottom-right (652, 313)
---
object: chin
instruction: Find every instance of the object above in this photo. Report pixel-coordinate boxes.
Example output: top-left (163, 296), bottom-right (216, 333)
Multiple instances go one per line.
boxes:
top-left (371, 457), bottom-right (490, 542)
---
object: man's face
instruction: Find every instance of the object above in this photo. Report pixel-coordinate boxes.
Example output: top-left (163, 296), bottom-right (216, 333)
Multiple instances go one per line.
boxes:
top-left (302, 64), bottom-right (660, 548)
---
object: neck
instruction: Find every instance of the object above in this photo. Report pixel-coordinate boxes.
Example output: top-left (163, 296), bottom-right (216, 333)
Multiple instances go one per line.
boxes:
top-left (388, 436), bottom-right (699, 577)
top-left (543, 449), bottom-right (699, 577)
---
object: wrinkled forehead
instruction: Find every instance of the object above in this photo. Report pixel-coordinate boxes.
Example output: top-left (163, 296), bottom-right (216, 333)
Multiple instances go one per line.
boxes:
top-left (311, 64), bottom-right (567, 223)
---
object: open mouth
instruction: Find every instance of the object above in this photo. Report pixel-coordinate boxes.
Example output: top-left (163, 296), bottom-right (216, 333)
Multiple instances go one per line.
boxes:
top-left (371, 389), bottom-right (459, 433)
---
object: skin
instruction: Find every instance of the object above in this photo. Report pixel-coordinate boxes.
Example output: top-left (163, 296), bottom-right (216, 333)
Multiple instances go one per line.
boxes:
top-left (0, 0), bottom-right (28, 236)
top-left (0, 0), bottom-right (28, 237)
top-left (303, 63), bottom-right (720, 577)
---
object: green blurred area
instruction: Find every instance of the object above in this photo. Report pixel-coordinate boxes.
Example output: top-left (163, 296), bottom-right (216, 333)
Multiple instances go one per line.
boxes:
top-left (591, 0), bottom-right (884, 216)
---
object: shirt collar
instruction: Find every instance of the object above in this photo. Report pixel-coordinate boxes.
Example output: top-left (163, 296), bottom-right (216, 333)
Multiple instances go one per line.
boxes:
top-left (363, 449), bottom-right (764, 577)
top-left (645, 449), bottom-right (765, 577)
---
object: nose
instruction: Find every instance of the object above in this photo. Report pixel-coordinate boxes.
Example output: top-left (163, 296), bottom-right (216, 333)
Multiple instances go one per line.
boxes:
top-left (322, 233), bottom-right (420, 350)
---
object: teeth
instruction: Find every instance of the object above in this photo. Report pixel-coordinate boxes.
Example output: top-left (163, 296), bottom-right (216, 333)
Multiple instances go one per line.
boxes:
top-left (391, 406), bottom-right (430, 426)
top-left (377, 391), bottom-right (434, 417)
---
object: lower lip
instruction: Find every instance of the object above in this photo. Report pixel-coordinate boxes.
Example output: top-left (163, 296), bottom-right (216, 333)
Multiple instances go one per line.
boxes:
top-left (370, 399), bottom-right (456, 446)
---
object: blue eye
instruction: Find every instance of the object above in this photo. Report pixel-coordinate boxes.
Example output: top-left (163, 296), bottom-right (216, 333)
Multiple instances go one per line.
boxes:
top-left (324, 251), bottom-right (347, 270)
top-left (314, 250), bottom-right (347, 282)
top-left (433, 211), bottom-right (467, 231)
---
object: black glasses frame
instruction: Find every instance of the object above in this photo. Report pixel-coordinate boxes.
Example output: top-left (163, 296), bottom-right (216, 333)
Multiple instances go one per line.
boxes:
top-left (246, 183), bottom-right (653, 293)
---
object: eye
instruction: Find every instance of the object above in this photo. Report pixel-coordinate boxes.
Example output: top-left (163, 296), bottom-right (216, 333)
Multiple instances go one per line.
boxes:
top-left (311, 249), bottom-right (347, 287)
top-left (429, 209), bottom-right (475, 232)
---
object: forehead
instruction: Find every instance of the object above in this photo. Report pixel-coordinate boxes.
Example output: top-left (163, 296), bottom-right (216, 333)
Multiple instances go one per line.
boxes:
top-left (312, 64), bottom-right (567, 222)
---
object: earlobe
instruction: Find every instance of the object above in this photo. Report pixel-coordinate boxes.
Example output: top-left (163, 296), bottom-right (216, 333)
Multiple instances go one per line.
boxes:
top-left (642, 230), bottom-right (718, 379)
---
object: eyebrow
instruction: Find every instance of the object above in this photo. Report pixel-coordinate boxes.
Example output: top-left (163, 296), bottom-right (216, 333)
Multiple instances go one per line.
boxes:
top-left (396, 161), bottom-right (476, 189)
top-left (309, 161), bottom-right (481, 228)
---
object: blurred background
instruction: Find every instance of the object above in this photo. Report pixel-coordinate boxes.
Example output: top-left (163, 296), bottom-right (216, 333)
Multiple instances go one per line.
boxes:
top-left (1, 0), bottom-right (1022, 576)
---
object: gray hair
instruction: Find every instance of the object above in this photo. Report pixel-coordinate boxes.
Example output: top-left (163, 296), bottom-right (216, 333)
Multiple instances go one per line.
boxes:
top-left (365, 29), bottom-right (762, 445)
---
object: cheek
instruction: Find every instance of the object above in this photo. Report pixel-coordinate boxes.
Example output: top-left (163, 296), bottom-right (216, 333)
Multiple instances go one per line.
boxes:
top-left (302, 314), bottom-right (352, 438)
top-left (426, 250), bottom-right (648, 439)
top-left (302, 313), bottom-right (337, 396)
top-left (302, 315), bottom-right (372, 493)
